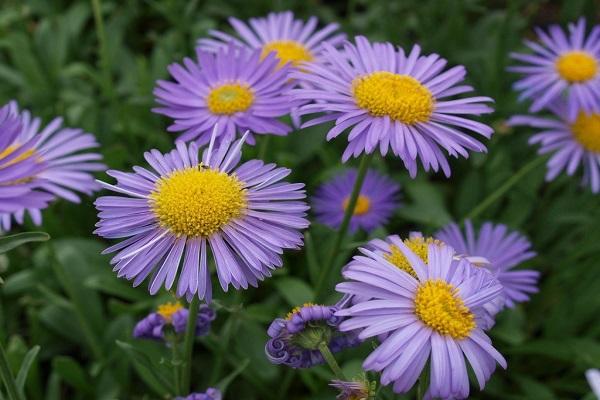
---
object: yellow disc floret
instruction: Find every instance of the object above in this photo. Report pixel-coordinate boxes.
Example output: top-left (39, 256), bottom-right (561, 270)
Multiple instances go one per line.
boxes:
top-left (261, 40), bottom-right (314, 68)
top-left (385, 236), bottom-right (443, 278)
top-left (286, 302), bottom-right (316, 320)
top-left (150, 167), bottom-right (247, 237)
top-left (352, 71), bottom-right (434, 124)
top-left (207, 83), bottom-right (254, 115)
top-left (342, 194), bottom-right (371, 216)
top-left (571, 112), bottom-right (600, 153)
top-left (414, 279), bottom-right (475, 339)
top-left (157, 301), bottom-right (183, 323)
top-left (555, 51), bottom-right (598, 83)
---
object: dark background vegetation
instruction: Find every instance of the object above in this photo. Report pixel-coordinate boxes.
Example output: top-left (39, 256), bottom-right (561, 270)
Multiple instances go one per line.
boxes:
top-left (1, 0), bottom-right (599, 399)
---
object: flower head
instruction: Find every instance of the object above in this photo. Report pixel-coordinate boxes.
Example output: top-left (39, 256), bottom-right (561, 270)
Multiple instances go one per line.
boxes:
top-left (133, 302), bottom-right (215, 340)
top-left (330, 377), bottom-right (374, 400)
top-left (509, 18), bottom-right (600, 117)
top-left (436, 220), bottom-right (539, 308)
top-left (312, 169), bottom-right (400, 233)
top-left (336, 240), bottom-right (506, 398)
top-left (175, 388), bottom-right (221, 400)
top-left (509, 99), bottom-right (600, 192)
top-left (153, 45), bottom-right (294, 146)
top-left (292, 36), bottom-right (494, 177)
top-left (94, 127), bottom-right (309, 302)
top-left (265, 303), bottom-right (360, 369)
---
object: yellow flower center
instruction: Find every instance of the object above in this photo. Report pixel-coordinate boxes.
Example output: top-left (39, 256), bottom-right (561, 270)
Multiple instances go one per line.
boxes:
top-left (384, 236), bottom-right (443, 278)
top-left (286, 302), bottom-right (316, 320)
top-left (150, 167), bottom-right (247, 237)
top-left (261, 40), bottom-right (314, 68)
top-left (555, 51), bottom-right (598, 83)
top-left (206, 83), bottom-right (254, 115)
top-left (352, 71), bottom-right (434, 124)
top-left (414, 279), bottom-right (475, 339)
top-left (157, 301), bottom-right (183, 323)
top-left (571, 112), bottom-right (600, 153)
top-left (342, 195), bottom-right (371, 216)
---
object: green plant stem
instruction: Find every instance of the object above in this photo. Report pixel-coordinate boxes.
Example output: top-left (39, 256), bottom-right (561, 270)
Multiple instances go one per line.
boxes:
top-left (181, 296), bottom-right (200, 393)
top-left (315, 152), bottom-right (374, 301)
top-left (258, 135), bottom-right (270, 160)
top-left (90, 0), bottom-right (114, 100)
top-left (464, 156), bottom-right (546, 221)
top-left (317, 342), bottom-right (346, 381)
top-left (0, 339), bottom-right (23, 400)
top-left (169, 335), bottom-right (182, 395)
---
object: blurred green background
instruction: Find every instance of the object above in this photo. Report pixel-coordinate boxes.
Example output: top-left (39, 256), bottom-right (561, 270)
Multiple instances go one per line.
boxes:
top-left (1, 0), bottom-right (600, 398)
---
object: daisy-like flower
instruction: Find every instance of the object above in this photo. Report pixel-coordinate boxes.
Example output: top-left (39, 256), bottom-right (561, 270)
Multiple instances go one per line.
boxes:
top-left (0, 102), bottom-right (52, 214)
top-left (197, 11), bottom-right (345, 71)
top-left (0, 101), bottom-right (104, 231)
top-left (175, 388), bottom-right (221, 400)
top-left (265, 303), bottom-right (361, 368)
top-left (436, 220), bottom-right (539, 308)
top-left (509, 18), bottom-right (600, 117)
top-left (292, 36), bottom-right (494, 177)
top-left (94, 128), bottom-right (309, 302)
top-left (312, 168), bottom-right (400, 233)
top-left (336, 240), bottom-right (506, 398)
top-left (508, 100), bottom-right (600, 192)
top-left (133, 301), bottom-right (215, 341)
top-left (153, 45), bottom-right (293, 146)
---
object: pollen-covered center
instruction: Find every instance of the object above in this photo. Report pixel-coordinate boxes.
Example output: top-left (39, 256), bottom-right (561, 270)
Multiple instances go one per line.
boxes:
top-left (571, 112), bottom-right (600, 153)
top-left (555, 51), bottom-right (598, 83)
top-left (352, 71), bottom-right (434, 124)
top-left (342, 194), bottom-right (371, 216)
top-left (385, 236), bottom-right (442, 278)
top-left (150, 167), bottom-right (247, 237)
top-left (157, 301), bottom-right (183, 323)
top-left (261, 40), bottom-right (314, 68)
top-left (206, 83), bottom-right (254, 115)
top-left (414, 279), bottom-right (475, 339)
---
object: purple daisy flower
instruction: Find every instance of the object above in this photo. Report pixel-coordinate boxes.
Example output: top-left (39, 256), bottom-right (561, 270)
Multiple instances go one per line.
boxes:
top-left (94, 127), bottom-right (309, 302)
top-left (265, 303), bottom-right (361, 369)
top-left (509, 100), bottom-right (600, 192)
top-left (153, 45), bottom-right (294, 146)
top-left (133, 301), bottom-right (215, 340)
top-left (197, 11), bottom-right (345, 71)
top-left (292, 36), bottom-right (494, 177)
top-left (0, 101), bottom-right (104, 231)
top-left (336, 240), bottom-right (506, 398)
top-left (175, 388), bottom-right (221, 400)
top-left (0, 102), bottom-right (53, 215)
top-left (509, 18), bottom-right (600, 117)
top-left (436, 220), bottom-right (539, 308)
top-left (312, 168), bottom-right (400, 233)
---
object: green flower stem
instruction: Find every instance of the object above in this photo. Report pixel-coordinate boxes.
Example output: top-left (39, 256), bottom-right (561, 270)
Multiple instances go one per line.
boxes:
top-left (181, 296), bottom-right (200, 393)
top-left (464, 156), bottom-right (546, 221)
top-left (90, 0), bottom-right (114, 100)
top-left (169, 334), bottom-right (182, 395)
top-left (258, 135), bottom-right (270, 160)
top-left (315, 152), bottom-right (374, 302)
top-left (0, 339), bottom-right (23, 400)
top-left (317, 342), bottom-right (346, 381)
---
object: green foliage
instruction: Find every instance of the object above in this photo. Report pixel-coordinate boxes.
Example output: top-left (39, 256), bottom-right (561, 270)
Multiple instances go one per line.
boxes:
top-left (1, 0), bottom-right (599, 399)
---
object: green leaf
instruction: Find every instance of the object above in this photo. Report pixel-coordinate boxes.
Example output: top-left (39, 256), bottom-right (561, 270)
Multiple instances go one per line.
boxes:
top-left (0, 232), bottom-right (50, 254)
top-left (274, 277), bottom-right (315, 307)
top-left (115, 341), bottom-right (173, 396)
top-left (15, 346), bottom-right (40, 390)
top-left (397, 180), bottom-right (452, 228)
top-left (52, 356), bottom-right (92, 394)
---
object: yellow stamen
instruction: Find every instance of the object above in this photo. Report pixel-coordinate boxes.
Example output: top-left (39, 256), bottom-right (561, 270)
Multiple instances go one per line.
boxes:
top-left (157, 301), bottom-right (183, 323)
top-left (385, 236), bottom-right (444, 278)
top-left (150, 167), bottom-right (247, 237)
top-left (571, 112), bottom-right (600, 153)
top-left (352, 71), bottom-right (434, 124)
top-left (342, 195), bottom-right (371, 216)
top-left (414, 279), bottom-right (475, 339)
top-left (286, 302), bottom-right (315, 320)
top-left (207, 83), bottom-right (254, 115)
top-left (555, 51), bottom-right (598, 83)
top-left (261, 40), bottom-right (314, 68)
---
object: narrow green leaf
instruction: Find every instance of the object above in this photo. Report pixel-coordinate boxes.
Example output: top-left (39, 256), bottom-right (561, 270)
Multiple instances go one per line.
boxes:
top-left (52, 356), bottom-right (92, 395)
top-left (0, 233), bottom-right (50, 254)
top-left (274, 277), bottom-right (315, 306)
top-left (115, 340), bottom-right (173, 396)
top-left (16, 346), bottom-right (40, 390)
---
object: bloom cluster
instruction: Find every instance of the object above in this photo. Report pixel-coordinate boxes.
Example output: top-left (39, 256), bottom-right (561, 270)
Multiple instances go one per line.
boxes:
top-left (133, 301), bottom-right (215, 341)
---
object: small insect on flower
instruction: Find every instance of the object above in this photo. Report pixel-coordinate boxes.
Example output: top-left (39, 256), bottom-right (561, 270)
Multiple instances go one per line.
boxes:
top-left (436, 220), bottom-right (540, 308)
top-left (133, 302), bottom-right (215, 341)
top-left (0, 101), bottom-right (105, 231)
top-left (509, 18), bottom-right (600, 118)
top-left (175, 388), bottom-right (221, 400)
top-left (292, 36), bottom-right (494, 177)
top-left (265, 303), bottom-right (361, 369)
top-left (94, 127), bottom-right (309, 302)
top-left (336, 240), bottom-right (506, 398)
top-left (312, 169), bottom-right (400, 233)
top-left (153, 45), bottom-right (294, 146)
top-left (509, 99), bottom-right (600, 193)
